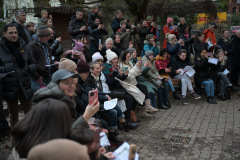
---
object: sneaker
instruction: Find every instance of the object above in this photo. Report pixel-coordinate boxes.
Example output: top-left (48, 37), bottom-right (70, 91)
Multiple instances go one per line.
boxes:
top-left (182, 97), bottom-right (188, 105)
top-left (145, 105), bottom-right (158, 112)
top-left (191, 92), bottom-right (201, 99)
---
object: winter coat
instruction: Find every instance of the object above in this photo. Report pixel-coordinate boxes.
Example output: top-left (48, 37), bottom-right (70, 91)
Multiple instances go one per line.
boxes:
top-left (154, 55), bottom-right (171, 76)
top-left (217, 37), bottom-right (230, 52)
top-left (141, 55), bottom-right (161, 88)
top-left (118, 61), bottom-right (142, 86)
top-left (203, 28), bottom-right (217, 45)
top-left (194, 56), bottom-right (212, 85)
top-left (167, 42), bottom-right (185, 66)
top-left (179, 34), bottom-right (194, 59)
top-left (162, 25), bottom-right (179, 49)
top-left (48, 39), bottom-right (63, 61)
top-left (228, 35), bottom-right (240, 67)
top-left (193, 39), bottom-right (208, 56)
top-left (113, 42), bottom-right (124, 57)
top-left (28, 37), bottom-right (54, 83)
top-left (116, 28), bottom-right (137, 49)
top-left (130, 57), bottom-right (157, 94)
top-left (138, 25), bottom-right (153, 50)
top-left (68, 16), bottom-right (89, 39)
top-left (171, 54), bottom-right (192, 78)
top-left (88, 11), bottom-right (99, 27)
top-left (111, 17), bottom-right (130, 34)
top-left (0, 37), bottom-right (36, 101)
top-left (83, 46), bottom-right (92, 63)
top-left (33, 82), bottom-right (88, 128)
top-left (143, 42), bottom-right (159, 57)
top-left (75, 77), bottom-right (89, 116)
top-left (11, 20), bottom-right (32, 44)
top-left (88, 25), bottom-right (108, 46)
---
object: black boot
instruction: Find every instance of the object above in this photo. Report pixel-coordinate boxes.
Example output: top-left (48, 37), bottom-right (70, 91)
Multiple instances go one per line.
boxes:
top-left (108, 132), bottom-right (123, 145)
top-left (230, 85), bottom-right (238, 92)
top-left (173, 91), bottom-right (181, 100)
top-left (164, 100), bottom-right (171, 108)
top-left (211, 97), bottom-right (217, 104)
top-left (158, 104), bottom-right (169, 109)
top-left (217, 94), bottom-right (226, 101)
top-left (122, 120), bottom-right (139, 130)
top-left (207, 97), bottom-right (214, 104)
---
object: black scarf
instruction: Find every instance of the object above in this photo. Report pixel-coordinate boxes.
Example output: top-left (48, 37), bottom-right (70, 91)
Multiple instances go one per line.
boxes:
top-left (4, 37), bottom-right (26, 68)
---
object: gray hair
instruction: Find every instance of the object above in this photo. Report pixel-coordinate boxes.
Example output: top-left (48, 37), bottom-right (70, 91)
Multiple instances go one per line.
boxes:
top-left (15, 9), bottom-right (25, 18)
top-left (236, 30), bottom-right (240, 35)
top-left (89, 61), bottom-right (100, 70)
top-left (105, 38), bottom-right (113, 44)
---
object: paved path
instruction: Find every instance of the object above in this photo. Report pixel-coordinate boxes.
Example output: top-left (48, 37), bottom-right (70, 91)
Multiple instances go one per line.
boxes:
top-left (119, 93), bottom-right (240, 160)
top-left (1, 93), bottom-right (240, 160)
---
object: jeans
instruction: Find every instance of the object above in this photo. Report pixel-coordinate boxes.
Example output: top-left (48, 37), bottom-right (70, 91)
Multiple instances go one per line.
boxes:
top-left (167, 78), bottom-right (175, 92)
top-left (149, 93), bottom-right (156, 108)
top-left (6, 91), bottom-right (32, 127)
top-left (217, 72), bottom-right (231, 96)
top-left (157, 83), bottom-right (169, 105)
top-left (90, 42), bottom-right (98, 55)
top-left (201, 79), bottom-right (214, 97)
top-left (104, 104), bottom-right (125, 130)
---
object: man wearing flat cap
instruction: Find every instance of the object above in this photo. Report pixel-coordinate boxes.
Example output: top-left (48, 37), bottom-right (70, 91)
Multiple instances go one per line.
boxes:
top-left (203, 23), bottom-right (218, 45)
top-left (28, 26), bottom-right (55, 92)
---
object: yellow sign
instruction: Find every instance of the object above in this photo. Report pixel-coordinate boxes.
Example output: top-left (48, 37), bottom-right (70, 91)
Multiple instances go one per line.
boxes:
top-left (196, 12), bottom-right (227, 24)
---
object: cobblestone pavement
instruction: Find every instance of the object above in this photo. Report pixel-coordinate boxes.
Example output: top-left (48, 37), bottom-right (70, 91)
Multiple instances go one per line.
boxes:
top-left (118, 93), bottom-right (240, 160)
top-left (1, 93), bottom-right (240, 160)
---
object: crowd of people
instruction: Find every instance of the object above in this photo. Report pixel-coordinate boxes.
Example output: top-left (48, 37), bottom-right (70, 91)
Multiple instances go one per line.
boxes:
top-left (0, 5), bottom-right (240, 159)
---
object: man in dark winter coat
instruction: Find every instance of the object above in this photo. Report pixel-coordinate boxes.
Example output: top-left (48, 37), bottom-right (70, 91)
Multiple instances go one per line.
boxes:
top-left (28, 26), bottom-right (55, 92)
top-left (228, 30), bottom-right (240, 86)
top-left (68, 10), bottom-right (89, 39)
top-left (0, 23), bottom-right (36, 126)
top-left (87, 5), bottom-right (100, 27)
top-left (11, 9), bottom-right (32, 44)
top-left (111, 10), bottom-right (130, 34)
top-left (48, 28), bottom-right (63, 61)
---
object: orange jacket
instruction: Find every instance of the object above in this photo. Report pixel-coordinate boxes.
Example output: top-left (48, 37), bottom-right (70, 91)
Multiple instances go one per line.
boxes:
top-left (203, 28), bottom-right (217, 45)
top-left (162, 25), bottom-right (179, 49)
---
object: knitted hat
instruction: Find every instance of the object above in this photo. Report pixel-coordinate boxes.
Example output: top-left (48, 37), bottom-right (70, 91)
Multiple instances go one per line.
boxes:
top-left (77, 60), bottom-right (90, 73)
top-left (146, 16), bottom-right (152, 21)
top-left (41, 10), bottom-right (48, 16)
top-left (27, 139), bottom-right (90, 160)
top-left (36, 26), bottom-right (51, 37)
top-left (73, 39), bottom-right (84, 52)
top-left (59, 58), bottom-right (77, 73)
top-left (146, 34), bottom-right (155, 42)
top-left (106, 49), bottom-right (118, 62)
top-left (127, 48), bottom-right (136, 55)
top-left (167, 17), bottom-right (173, 24)
top-left (145, 50), bottom-right (154, 57)
top-left (92, 52), bottom-right (103, 62)
top-left (167, 34), bottom-right (176, 42)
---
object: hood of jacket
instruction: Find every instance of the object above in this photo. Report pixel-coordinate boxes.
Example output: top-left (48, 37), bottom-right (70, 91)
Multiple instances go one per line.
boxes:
top-left (33, 82), bottom-right (75, 108)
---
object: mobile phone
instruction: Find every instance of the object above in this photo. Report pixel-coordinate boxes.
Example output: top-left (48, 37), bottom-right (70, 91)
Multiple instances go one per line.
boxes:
top-left (121, 67), bottom-right (128, 72)
top-left (128, 144), bottom-right (137, 160)
top-left (89, 90), bottom-right (98, 105)
top-left (99, 39), bottom-right (102, 45)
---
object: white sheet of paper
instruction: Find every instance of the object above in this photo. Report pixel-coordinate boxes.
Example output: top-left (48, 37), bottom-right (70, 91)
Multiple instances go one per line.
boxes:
top-left (223, 69), bottom-right (229, 75)
top-left (113, 142), bottom-right (139, 160)
top-left (104, 98), bottom-right (118, 110)
top-left (100, 132), bottom-right (110, 147)
top-left (0, 71), bottom-right (15, 78)
top-left (208, 58), bottom-right (218, 65)
top-left (186, 69), bottom-right (196, 77)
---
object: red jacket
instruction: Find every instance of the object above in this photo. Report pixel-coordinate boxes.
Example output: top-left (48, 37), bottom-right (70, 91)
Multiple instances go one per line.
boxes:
top-left (203, 28), bottom-right (217, 45)
top-left (162, 25), bottom-right (179, 49)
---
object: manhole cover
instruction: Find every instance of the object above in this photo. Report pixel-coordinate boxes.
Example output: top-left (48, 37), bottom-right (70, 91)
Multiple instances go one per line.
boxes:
top-left (168, 136), bottom-right (191, 144)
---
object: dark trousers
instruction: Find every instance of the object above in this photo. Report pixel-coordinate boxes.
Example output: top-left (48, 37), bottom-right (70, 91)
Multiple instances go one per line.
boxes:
top-left (136, 84), bottom-right (149, 99)
top-left (6, 91), bottom-right (32, 127)
top-left (230, 66), bottom-right (240, 85)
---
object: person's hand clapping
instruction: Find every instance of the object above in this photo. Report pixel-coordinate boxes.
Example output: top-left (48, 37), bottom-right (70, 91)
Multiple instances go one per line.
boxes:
top-left (136, 59), bottom-right (142, 67)
top-left (165, 68), bottom-right (171, 73)
top-left (106, 95), bottom-right (111, 100)
top-left (104, 152), bottom-right (116, 159)
top-left (124, 69), bottom-right (129, 76)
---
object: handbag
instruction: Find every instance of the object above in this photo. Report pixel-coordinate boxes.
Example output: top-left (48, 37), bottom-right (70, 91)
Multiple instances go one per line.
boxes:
top-left (224, 87), bottom-right (231, 100)
top-left (151, 78), bottom-right (162, 87)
